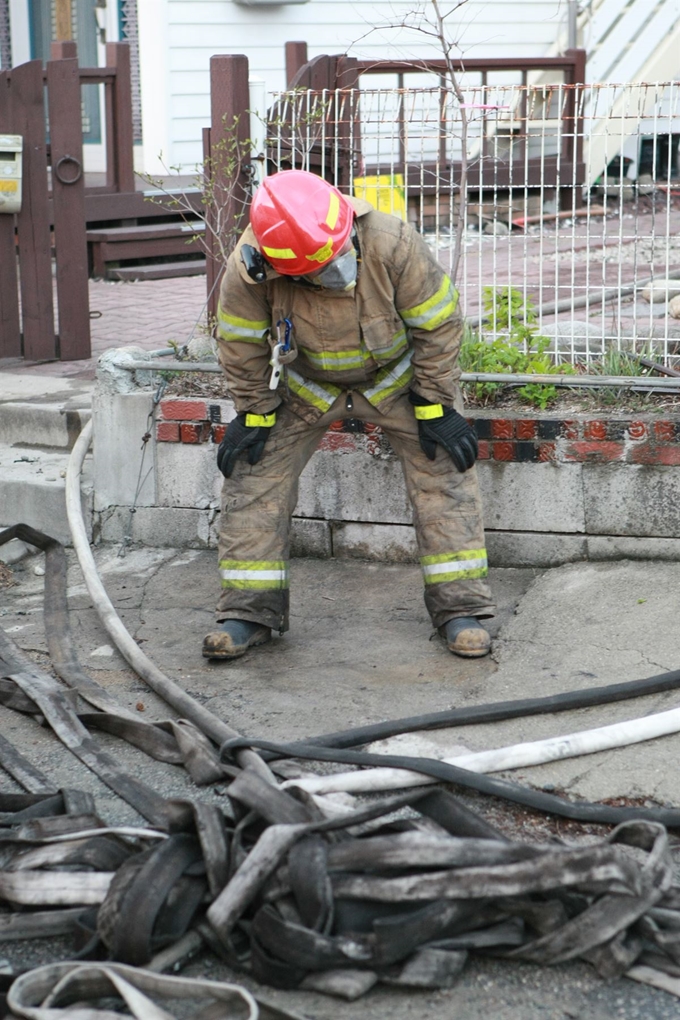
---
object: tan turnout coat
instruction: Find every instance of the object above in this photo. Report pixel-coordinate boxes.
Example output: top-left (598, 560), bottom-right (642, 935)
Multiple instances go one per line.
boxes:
top-left (216, 197), bottom-right (462, 422)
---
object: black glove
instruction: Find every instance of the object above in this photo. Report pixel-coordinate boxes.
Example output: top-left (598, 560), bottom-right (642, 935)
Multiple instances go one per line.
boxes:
top-left (216, 411), bottom-right (277, 478)
top-left (409, 392), bottom-right (478, 472)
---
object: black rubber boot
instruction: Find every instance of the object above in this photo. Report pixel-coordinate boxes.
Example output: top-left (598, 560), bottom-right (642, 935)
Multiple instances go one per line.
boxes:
top-left (202, 619), bottom-right (271, 660)
top-left (441, 617), bottom-right (491, 658)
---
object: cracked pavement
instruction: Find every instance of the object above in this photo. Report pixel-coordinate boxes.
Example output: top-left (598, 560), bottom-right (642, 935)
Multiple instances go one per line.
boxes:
top-left (2, 547), bottom-right (680, 1018)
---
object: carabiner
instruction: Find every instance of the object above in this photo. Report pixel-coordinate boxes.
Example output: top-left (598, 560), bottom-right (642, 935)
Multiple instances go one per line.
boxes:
top-left (276, 318), bottom-right (293, 354)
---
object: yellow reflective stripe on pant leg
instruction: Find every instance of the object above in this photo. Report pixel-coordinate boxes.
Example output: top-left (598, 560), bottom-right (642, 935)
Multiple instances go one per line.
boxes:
top-left (287, 368), bottom-right (342, 413)
top-left (399, 276), bottom-right (460, 331)
top-left (360, 351), bottom-right (414, 406)
top-left (217, 305), bottom-right (270, 342)
top-left (421, 548), bottom-right (488, 584)
top-left (219, 559), bottom-right (290, 590)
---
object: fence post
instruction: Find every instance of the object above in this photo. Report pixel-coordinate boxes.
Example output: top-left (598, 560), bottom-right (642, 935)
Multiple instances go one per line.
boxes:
top-left (47, 55), bottom-right (91, 360)
top-left (285, 42), bottom-right (308, 87)
top-left (11, 60), bottom-right (56, 361)
top-left (51, 41), bottom-right (77, 60)
top-left (207, 54), bottom-right (251, 324)
top-left (0, 70), bottom-right (21, 358)
top-left (562, 48), bottom-right (587, 210)
top-left (106, 42), bottom-right (135, 193)
top-left (567, 48), bottom-right (587, 170)
top-left (335, 56), bottom-right (359, 193)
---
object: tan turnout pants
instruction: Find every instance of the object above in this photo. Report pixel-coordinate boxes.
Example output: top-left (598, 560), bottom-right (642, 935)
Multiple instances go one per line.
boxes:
top-left (217, 389), bottom-right (495, 632)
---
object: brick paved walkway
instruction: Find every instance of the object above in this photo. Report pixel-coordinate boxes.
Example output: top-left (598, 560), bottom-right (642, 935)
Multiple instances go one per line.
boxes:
top-left (1, 275), bottom-right (208, 382)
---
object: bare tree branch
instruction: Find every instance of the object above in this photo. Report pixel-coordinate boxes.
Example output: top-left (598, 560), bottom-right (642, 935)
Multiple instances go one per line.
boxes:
top-left (429, 0), bottom-right (470, 284)
top-left (347, 1), bottom-right (472, 285)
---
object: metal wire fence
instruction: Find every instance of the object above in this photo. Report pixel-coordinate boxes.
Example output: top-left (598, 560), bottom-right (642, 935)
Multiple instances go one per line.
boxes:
top-left (267, 81), bottom-right (680, 367)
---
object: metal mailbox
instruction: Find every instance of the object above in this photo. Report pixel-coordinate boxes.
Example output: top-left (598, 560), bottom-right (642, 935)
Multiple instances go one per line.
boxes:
top-left (0, 135), bottom-right (23, 214)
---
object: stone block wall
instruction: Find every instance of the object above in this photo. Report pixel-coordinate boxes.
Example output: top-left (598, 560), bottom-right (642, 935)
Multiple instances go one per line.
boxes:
top-left (92, 392), bottom-right (680, 566)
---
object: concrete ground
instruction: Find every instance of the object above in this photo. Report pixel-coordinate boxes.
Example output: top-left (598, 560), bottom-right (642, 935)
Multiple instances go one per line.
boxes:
top-left (2, 545), bottom-right (680, 1019)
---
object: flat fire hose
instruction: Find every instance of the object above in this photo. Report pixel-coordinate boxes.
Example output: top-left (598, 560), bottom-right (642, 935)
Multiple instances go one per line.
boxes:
top-left (0, 530), bottom-right (232, 829)
top-left (64, 421), bottom-right (275, 786)
top-left (7, 963), bottom-right (258, 1020)
top-left (3, 739), bottom-right (680, 999)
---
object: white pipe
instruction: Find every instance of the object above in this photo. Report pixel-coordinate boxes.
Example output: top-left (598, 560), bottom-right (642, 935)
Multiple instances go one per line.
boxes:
top-left (281, 703), bottom-right (680, 796)
top-left (65, 420), bottom-right (274, 783)
top-left (567, 0), bottom-right (578, 50)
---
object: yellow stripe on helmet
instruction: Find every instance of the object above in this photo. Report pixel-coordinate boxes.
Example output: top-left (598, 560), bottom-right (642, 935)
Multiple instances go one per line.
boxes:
top-left (262, 246), bottom-right (297, 260)
top-left (326, 192), bottom-right (340, 230)
top-left (306, 237), bottom-right (334, 264)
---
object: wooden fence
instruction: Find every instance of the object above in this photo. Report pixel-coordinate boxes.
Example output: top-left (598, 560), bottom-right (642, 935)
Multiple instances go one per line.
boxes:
top-left (204, 48), bottom-right (587, 316)
top-left (283, 48), bottom-right (587, 196)
top-left (0, 42), bottom-right (134, 362)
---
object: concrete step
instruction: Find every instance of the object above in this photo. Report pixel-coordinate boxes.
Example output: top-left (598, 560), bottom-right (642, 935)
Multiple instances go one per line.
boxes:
top-left (0, 444), bottom-right (93, 547)
top-left (109, 258), bottom-right (207, 282)
top-left (0, 401), bottom-right (91, 450)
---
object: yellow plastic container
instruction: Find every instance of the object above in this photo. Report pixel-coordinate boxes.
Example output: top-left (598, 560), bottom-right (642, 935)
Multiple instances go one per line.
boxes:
top-left (353, 173), bottom-right (407, 221)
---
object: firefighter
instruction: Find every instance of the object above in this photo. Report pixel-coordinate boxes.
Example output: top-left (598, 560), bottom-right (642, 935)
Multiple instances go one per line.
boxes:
top-left (203, 169), bottom-right (494, 661)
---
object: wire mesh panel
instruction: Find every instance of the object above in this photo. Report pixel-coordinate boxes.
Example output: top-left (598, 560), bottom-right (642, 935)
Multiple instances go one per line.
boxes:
top-left (267, 82), bottom-right (680, 367)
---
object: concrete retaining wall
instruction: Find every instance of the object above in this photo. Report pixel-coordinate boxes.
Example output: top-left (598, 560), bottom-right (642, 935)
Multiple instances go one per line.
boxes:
top-left (92, 377), bottom-right (680, 566)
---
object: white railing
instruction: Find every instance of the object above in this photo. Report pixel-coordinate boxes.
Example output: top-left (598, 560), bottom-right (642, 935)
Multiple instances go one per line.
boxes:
top-left (583, 0), bottom-right (680, 86)
top-left (268, 81), bottom-right (680, 366)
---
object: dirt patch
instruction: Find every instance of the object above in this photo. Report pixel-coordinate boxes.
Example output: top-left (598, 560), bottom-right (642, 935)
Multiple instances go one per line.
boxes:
top-left (0, 562), bottom-right (15, 589)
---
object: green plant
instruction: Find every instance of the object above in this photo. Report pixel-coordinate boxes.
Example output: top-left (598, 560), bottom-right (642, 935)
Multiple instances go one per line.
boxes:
top-left (461, 288), bottom-right (576, 409)
top-left (482, 285), bottom-right (538, 333)
top-left (587, 346), bottom-right (653, 406)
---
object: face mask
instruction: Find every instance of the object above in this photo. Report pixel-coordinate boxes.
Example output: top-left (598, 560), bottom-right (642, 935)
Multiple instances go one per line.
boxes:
top-left (312, 247), bottom-right (358, 291)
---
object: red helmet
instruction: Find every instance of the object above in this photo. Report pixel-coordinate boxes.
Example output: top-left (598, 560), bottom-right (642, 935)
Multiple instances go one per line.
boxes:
top-left (250, 170), bottom-right (354, 276)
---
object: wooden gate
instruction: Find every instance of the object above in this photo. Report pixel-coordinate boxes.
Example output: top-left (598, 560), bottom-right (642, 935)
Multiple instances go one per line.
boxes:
top-left (0, 39), bottom-right (134, 362)
top-left (0, 53), bottom-right (90, 361)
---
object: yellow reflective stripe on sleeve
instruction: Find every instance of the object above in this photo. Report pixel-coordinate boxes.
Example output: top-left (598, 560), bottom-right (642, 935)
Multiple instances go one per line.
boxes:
top-left (414, 404), bottom-right (444, 420)
top-left (303, 346), bottom-right (371, 371)
top-left (217, 306), bottom-right (270, 343)
top-left (399, 276), bottom-right (459, 331)
top-left (262, 246), bottom-right (296, 260)
top-left (287, 368), bottom-right (342, 413)
top-left (421, 549), bottom-right (488, 584)
top-left (245, 412), bottom-right (276, 427)
top-left (360, 351), bottom-right (414, 406)
top-left (326, 192), bottom-right (340, 229)
top-left (219, 559), bottom-right (289, 590)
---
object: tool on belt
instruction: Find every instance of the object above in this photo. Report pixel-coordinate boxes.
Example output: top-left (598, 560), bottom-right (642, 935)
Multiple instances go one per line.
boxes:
top-left (269, 317), bottom-right (297, 390)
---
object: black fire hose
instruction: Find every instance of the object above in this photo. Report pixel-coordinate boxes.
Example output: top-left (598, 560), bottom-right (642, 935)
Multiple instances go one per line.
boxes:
top-left (282, 667), bottom-right (680, 751)
top-left (222, 736), bottom-right (680, 829)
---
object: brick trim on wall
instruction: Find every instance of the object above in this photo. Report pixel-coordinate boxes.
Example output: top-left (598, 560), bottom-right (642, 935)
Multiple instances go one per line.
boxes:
top-left (156, 398), bottom-right (680, 466)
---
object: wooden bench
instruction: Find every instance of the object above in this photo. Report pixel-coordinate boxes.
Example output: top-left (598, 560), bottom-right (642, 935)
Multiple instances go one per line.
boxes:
top-left (87, 220), bottom-right (206, 280)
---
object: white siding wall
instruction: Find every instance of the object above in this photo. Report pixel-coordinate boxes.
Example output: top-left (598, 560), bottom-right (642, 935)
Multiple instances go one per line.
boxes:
top-left (145, 0), bottom-right (568, 172)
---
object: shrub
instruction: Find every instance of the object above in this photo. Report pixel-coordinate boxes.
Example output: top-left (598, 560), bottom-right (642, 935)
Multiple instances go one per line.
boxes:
top-left (460, 287), bottom-right (576, 410)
